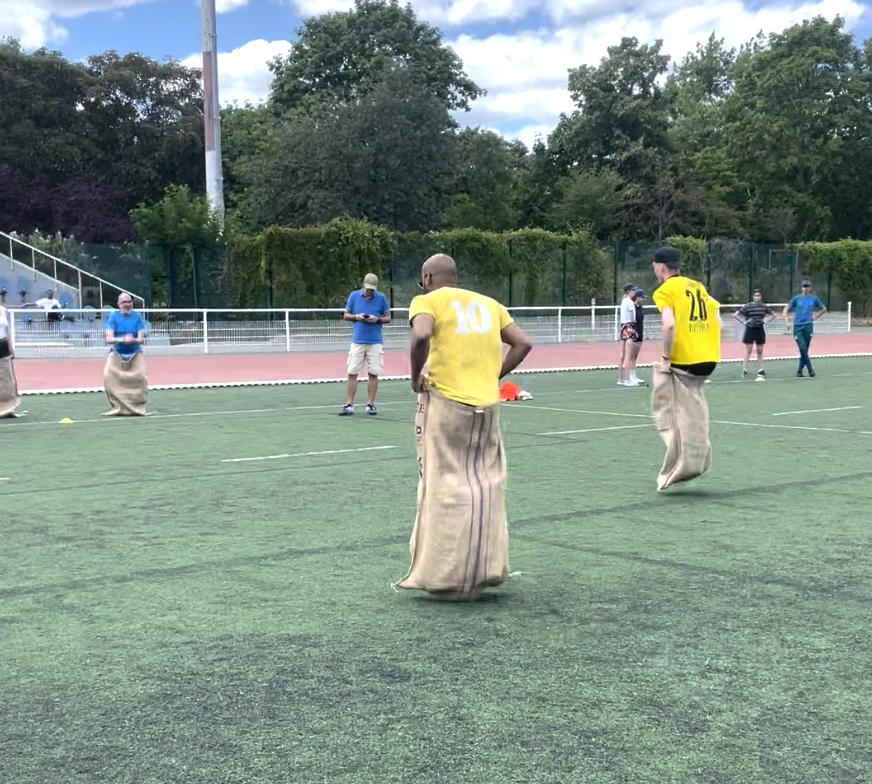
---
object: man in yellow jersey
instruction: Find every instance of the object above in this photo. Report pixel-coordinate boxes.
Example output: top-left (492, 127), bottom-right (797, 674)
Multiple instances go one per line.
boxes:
top-left (392, 254), bottom-right (534, 602)
top-left (651, 247), bottom-right (721, 491)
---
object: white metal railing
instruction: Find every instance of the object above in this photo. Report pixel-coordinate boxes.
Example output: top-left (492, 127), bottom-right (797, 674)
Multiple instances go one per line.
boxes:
top-left (0, 231), bottom-right (146, 309)
top-left (5, 304), bottom-right (853, 359)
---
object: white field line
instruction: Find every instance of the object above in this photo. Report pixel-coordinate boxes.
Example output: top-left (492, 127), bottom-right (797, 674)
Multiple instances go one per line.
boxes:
top-left (222, 445), bottom-right (398, 463)
top-left (519, 404), bottom-right (653, 419)
top-left (539, 424), bottom-right (652, 436)
top-left (2, 400), bottom-right (413, 428)
top-left (710, 420), bottom-right (872, 435)
top-left (524, 405), bottom-right (872, 437)
top-left (772, 406), bottom-right (862, 416)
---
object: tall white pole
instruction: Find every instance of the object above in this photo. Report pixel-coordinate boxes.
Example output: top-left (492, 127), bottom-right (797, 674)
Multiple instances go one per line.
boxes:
top-left (201, 0), bottom-right (225, 229)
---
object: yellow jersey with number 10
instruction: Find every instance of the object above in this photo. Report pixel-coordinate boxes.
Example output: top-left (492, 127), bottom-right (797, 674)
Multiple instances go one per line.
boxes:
top-left (409, 286), bottom-right (513, 407)
top-left (652, 275), bottom-right (721, 365)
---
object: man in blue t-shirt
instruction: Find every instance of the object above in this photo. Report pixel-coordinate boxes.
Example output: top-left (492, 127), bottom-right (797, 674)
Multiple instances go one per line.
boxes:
top-left (340, 273), bottom-right (390, 416)
top-left (103, 293), bottom-right (150, 416)
top-left (784, 280), bottom-right (827, 378)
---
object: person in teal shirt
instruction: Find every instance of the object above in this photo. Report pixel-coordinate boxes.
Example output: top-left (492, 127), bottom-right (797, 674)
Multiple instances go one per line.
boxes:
top-left (784, 281), bottom-right (827, 377)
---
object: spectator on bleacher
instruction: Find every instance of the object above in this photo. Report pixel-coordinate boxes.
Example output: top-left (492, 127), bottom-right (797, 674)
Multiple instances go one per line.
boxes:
top-left (24, 290), bottom-right (63, 325)
top-left (339, 273), bottom-right (390, 416)
top-left (0, 304), bottom-right (23, 418)
top-left (102, 294), bottom-right (150, 417)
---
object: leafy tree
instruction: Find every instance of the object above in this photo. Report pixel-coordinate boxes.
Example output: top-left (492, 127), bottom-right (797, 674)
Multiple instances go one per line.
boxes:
top-left (666, 33), bottom-right (737, 155)
top-left (441, 128), bottom-right (522, 232)
top-left (246, 65), bottom-right (455, 232)
top-left (0, 40), bottom-right (93, 183)
top-left (130, 185), bottom-right (223, 247)
top-left (546, 169), bottom-right (623, 237)
top-left (723, 16), bottom-right (872, 240)
top-left (552, 37), bottom-right (672, 174)
top-left (83, 51), bottom-right (205, 205)
top-left (220, 102), bottom-right (278, 229)
top-left (268, 0), bottom-right (483, 116)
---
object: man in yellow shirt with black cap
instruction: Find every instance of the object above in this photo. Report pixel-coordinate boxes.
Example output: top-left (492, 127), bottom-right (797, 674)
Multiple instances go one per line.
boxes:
top-left (651, 247), bottom-right (721, 491)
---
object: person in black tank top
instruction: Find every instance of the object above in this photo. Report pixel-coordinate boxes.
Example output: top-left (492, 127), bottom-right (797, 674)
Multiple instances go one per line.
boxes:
top-left (733, 290), bottom-right (776, 380)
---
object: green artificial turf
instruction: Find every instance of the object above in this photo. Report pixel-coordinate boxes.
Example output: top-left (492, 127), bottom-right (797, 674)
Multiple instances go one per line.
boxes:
top-left (2, 357), bottom-right (871, 783)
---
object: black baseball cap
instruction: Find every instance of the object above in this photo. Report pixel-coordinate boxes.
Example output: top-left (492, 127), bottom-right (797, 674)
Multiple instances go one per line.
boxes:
top-left (654, 247), bottom-right (681, 269)
top-left (802, 280), bottom-right (812, 287)
top-left (633, 289), bottom-right (646, 298)
top-left (622, 282), bottom-right (636, 292)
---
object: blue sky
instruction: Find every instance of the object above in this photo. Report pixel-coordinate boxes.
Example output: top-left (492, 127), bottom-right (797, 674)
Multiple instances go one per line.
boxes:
top-left (4, 0), bottom-right (870, 149)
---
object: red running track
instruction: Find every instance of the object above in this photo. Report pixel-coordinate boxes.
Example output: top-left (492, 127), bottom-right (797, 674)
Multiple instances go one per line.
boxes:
top-left (15, 332), bottom-right (872, 392)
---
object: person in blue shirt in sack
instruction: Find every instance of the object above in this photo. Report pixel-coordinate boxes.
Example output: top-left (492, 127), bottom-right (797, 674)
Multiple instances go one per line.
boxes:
top-left (103, 293), bottom-right (151, 416)
top-left (340, 273), bottom-right (390, 416)
top-left (784, 280), bottom-right (827, 378)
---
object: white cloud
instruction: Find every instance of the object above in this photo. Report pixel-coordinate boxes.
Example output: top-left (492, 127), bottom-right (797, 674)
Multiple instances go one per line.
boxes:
top-left (183, 39), bottom-right (290, 104)
top-left (193, 0), bottom-right (867, 145)
top-left (0, 1), bottom-right (68, 47)
top-left (449, 0), bottom-right (867, 138)
top-left (1, 0), bottom-right (247, 49)
top-left (215, 0), bottom-right (249, 12)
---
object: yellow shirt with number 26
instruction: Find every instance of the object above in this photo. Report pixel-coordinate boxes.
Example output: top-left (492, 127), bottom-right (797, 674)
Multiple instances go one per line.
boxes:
top-left (409, 287), bottom-right (513, 407)
top-left (652, 275), bottom-right (721, 366)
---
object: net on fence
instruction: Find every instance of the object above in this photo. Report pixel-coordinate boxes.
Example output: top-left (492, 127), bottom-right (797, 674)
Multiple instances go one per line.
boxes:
top-left (6, 305), bottom-right (852, 359)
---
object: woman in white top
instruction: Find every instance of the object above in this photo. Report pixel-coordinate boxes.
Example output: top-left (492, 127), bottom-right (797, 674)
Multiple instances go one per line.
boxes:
top-left (618, 282), bottom-right (640, 386)
top-left (0, 304), bottom-right (23, 418)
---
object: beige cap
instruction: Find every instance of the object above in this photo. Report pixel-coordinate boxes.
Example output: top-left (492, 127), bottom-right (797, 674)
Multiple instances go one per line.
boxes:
top-left (363, 273), bottom-right (378, 291)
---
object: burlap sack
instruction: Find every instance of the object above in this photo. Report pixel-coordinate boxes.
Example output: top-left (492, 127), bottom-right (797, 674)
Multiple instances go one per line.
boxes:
top-left (0, 356), bottom-right (22, 418)
top-left (652, 366), bottom-right (712, 491)
top-left (103, 351), bottom-right (150, 417)
top-left (392, 389), bottom-right (510, 598)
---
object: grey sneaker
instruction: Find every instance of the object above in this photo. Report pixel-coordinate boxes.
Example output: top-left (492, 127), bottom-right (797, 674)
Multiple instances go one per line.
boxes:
top-left (339, 405), bottom-right (354, 416)
top-left (365, 404), bottom-right (377, 416)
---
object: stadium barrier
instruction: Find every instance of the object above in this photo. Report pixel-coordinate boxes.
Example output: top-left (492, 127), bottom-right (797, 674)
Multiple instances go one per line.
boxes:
top-left (6, 304), bottom-right (852, 359)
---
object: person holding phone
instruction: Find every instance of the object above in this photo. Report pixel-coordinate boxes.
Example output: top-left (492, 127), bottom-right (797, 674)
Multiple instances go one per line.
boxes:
top-left (340, 273), bottom-right (391, 416)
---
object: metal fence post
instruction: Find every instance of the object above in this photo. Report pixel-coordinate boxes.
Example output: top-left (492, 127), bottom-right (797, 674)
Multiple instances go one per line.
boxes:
top-left (508, 239), bottom-right (513, 308)
top-left (613, 242), bottom-right (619, 305)
top-left (748, 244), bottom-right (754, 301)
top-left (203, 309), bottom-right (209, 354)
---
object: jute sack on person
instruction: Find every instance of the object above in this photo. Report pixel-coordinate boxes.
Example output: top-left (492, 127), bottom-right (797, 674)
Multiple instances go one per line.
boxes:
top-left (103, 351), bottom-right (150, 417)
top-left (0, 356), bottom-right (21, 418)
top-left (393, 388), bottom-right (510, 595)
top-left (651, 366), bottom-right (712, 491)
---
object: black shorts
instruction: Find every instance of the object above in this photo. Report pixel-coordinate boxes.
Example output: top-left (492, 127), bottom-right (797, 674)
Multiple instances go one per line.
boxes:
top-left (672, 361), bottom-right (718, 377)
top-left (0, 339), bottom-right (9, 359)
top-left (632, 330), bottom-right (643, 345)
top-left (743, 326), bottom-right (766, 346)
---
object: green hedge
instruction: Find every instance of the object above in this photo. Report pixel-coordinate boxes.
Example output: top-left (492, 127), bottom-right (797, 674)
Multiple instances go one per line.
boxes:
top-left (797, 240), bottom-right (872, 315)
top-left (223, 219), bottom-right (611, 308)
